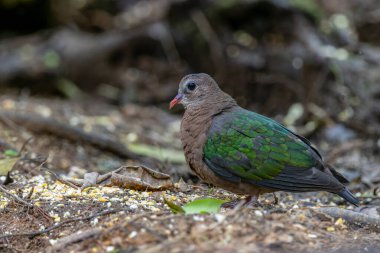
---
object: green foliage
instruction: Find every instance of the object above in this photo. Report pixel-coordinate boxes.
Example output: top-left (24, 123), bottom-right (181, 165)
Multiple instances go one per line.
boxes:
top-left (164, 195), bottom-right (226, 214)
top-left (4, 149), bottom-right (19, 157)
top-left (163, 195), bottom-right (185, 214)
top-left (56, 79), bottom-right (83, 99)
top-left (0, 157), bottom-right (19, 176)
top-left (43, 50), bottom-right (60, 69)
top-left (0, 148), bottom-right (20, 176)
top-left (182, 198), bottom-right (226, 214)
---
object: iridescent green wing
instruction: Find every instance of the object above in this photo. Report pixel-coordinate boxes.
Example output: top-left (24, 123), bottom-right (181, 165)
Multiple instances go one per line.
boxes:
top-left (203, 109), bottom-right (341, 192)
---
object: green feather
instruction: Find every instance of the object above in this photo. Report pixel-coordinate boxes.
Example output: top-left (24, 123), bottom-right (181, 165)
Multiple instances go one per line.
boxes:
top-left (203, 109), bottom-right (316, 181)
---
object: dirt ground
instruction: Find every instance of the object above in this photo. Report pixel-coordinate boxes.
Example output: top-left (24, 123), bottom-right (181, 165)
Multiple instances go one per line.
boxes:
top-left (0, 96), bottom-right (379, 253)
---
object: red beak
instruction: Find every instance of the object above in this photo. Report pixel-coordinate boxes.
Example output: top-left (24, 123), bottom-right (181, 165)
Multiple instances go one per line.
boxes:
top-left (169, 94), bottom-right (183, 109)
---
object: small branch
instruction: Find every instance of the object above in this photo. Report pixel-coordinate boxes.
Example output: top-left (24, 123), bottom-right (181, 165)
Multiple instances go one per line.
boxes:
top-left (0, 185), bottom-right (52, 222)
top-left (48, 211), bottom-right (161, 251)
top-left (0, 208), bottom-right (128, 240)
top-left (17, 137), bottom-right (34, 156)
top-left (44, 168), bottom-right (80, 189)
top-left (0, 111), bottom-right (141, 160)
top-left (317, 207), bottom-right (380, 232)
top-left (48, 228), bottom-right (103, 251)
top-left (0, 185), bottom-right (34, 208)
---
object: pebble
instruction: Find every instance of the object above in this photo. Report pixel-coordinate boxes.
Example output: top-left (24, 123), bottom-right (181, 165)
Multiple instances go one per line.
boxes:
top-left (130, 204), bottom-right (138, 210)
top-left (106, 246), bottom-right (115, 252)
top-left (193, 215), bottom-right (205, 221)
top-left (254, 210), bottom-right (263, 217)
top-left (214, 213), bottom-right (225, 222)
top-left (129, 231), bottom-right (138, 238)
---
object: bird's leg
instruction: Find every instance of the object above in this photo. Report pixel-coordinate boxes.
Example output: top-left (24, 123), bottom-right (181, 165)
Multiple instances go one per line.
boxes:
top-left (272, 193), bottom-right (278, 205)
top-left (221, 199), bottom-right (245, 209)
top-left (244, 195), bottom-right (262, 208)
top-left (222, 195), bottom-right (261, 209)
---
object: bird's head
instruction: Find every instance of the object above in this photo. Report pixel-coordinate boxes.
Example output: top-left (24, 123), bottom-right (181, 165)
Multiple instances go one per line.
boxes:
top-left (169, 73), bottom-right (223, 110)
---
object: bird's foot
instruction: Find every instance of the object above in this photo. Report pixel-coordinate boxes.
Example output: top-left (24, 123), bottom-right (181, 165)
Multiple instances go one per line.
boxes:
top-left (245, 195), bottom-right (262, 208)
top-left (222, 195), bottom-right (261, 209)
top-left (221, 199), bottom-right (244, 209)
top-left (272, 193), bottom-right (278, 205)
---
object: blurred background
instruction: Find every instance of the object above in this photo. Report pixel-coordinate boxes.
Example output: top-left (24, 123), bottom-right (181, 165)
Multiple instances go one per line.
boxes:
top-left (0, 0), bottom-right (379, 192)
top-left (2, 2), bottom-right (380, 251)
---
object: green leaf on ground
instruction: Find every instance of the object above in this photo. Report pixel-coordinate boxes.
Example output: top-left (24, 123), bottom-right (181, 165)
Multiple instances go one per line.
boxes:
top-left (4, 149), bottom-right (19, 157)
top-left (163, 194), bottom-right (185, 214)
top-left (182, 198), bottom-right (226, 214)
top-left (164, 194), bottom-right (226, 214)
top-left (0, 157), bottom-right (19, 176)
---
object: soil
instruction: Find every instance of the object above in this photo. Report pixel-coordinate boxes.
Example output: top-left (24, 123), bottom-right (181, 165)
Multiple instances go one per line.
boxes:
top-left (0, 95), bottom-right (379, 253)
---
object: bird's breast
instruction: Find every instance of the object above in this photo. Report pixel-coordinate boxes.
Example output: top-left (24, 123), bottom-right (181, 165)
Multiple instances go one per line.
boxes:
top-left (180, 109), bottom-right (213, 179)
top-left (179, 108), bottom-right (271, 195)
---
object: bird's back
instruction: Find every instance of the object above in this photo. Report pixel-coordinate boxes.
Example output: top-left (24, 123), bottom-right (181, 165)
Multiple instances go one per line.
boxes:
top-left (203, 107), bottom-right (348, 194)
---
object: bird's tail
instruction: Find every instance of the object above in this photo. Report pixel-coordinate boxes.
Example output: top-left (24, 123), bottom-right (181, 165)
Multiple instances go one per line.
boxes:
top-left (338, 187), bottom-right (359, 206)
top-left (327, 165), bottom-right (349, 185)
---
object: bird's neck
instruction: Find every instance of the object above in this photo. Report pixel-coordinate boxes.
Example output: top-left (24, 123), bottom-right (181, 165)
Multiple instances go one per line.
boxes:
top-left (181, 96), bottom-right (237, 146)
top-left (180, 93), bottom-right (237, 176)
top-left (186, 92), bottom-right (237, 116)
top-left (184, 94), bottom-right (236, 122)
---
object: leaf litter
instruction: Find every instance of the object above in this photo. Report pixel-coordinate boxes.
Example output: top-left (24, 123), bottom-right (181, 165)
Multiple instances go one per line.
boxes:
top-left (62, 165), bottom-right (174, 191)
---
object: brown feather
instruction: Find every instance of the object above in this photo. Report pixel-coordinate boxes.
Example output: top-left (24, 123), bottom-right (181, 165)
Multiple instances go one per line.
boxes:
top-left (173, 73), bottom-right (358, 206)
top-left (178, 74), bottom-right (271, 196)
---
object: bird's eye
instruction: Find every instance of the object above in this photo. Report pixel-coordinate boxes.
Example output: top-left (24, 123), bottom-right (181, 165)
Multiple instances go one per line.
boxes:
top-left (187, 82), bottom-right (196, 91)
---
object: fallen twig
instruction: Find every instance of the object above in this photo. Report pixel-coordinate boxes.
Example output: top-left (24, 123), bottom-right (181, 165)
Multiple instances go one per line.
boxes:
top-left (357, 196), bottom-right (380, 200)
top-left (0, 208), bottom-right (128, 240)
top-left (46, 211), bottom-right (166, 253)
top-left (17, 137), bottom-right (34, 156)
top-left (0, 185), bottom-right (34, 208)
top-left (0, 185), bottom-right (52, 222)
top-left (0, 111), bottom-right (141, 160)
top-left (317, 207), bottom-right (380, 232)
top-left (47, 228), bottom-right (103, 252)
top-left (44, 168), bottom-right (80, 190)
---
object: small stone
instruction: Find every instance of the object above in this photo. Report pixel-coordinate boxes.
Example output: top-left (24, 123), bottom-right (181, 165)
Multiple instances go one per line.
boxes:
top-left (254, 210), bottom-right (263, 217)
top-left (49, 239), bottom-right (58, 245)
top-left (106, 246), bottom-right (115, 252)
top-left (193, 215), bottom-right (205, 221)
top-left (130, 204), bottom-right (138, 210)
top-left (91, 218), bottom-right (99, 226)
top-left (129, 231), bottom-right (138, 238)
top-left (214, 213), bottom-right (225, 222)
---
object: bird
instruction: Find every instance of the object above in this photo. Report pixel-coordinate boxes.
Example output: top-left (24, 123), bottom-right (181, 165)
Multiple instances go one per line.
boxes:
top-left (169, 73), bottom-right (359, 207)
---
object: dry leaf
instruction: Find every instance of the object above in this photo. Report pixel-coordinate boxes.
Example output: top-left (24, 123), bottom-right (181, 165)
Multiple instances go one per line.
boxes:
top-left (66, 165), bottom-right (173, 191)
top-left (106, 166), bottom-right (173, 191)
